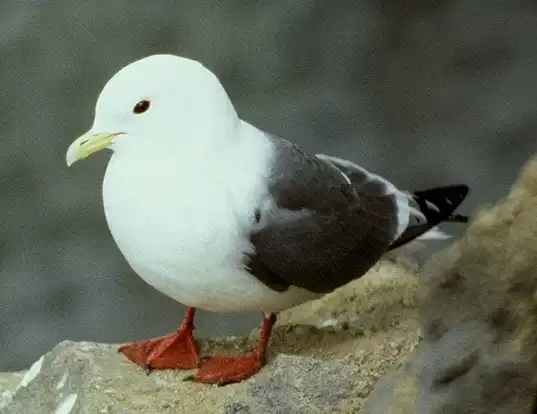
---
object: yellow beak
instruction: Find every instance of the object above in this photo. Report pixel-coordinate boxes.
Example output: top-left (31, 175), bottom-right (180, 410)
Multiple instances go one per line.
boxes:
top-left (66, 131), bottom-right (120, 166)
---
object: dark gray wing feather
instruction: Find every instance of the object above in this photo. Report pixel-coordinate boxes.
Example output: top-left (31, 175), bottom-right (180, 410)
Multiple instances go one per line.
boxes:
top-left (247, 137), bottom-right (400, 294)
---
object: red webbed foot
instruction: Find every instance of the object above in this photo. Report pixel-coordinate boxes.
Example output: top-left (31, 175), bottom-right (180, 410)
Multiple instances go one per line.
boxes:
top-left (184, 312), bottom-right (276, 385)
top-left (118, 307), bottom-right (200, 371)
top-left (188, 354), bottom-right (264, 385)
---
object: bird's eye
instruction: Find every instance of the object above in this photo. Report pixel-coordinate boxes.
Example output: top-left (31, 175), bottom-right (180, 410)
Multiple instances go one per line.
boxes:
top-left (133, 100), bottom-right (151, 114)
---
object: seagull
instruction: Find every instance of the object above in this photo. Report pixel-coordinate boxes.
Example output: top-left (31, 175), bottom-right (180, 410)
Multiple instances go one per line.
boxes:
top-left (65, 54), bottom-right (469, 385)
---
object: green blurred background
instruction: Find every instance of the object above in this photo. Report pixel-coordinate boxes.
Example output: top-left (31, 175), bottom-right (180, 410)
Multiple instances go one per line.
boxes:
top-left (1, 1), bottom-right (536, 371)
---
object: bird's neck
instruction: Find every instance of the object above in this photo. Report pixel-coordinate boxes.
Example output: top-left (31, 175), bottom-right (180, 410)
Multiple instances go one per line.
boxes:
top-left (177, 100), bottom-right (241, 158)
top-left (186, 79), bottom-right (242, 152)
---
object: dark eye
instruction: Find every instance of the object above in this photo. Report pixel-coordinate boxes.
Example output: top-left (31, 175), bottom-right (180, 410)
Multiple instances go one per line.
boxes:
top-left (133, 100), bottom-right (151, 114)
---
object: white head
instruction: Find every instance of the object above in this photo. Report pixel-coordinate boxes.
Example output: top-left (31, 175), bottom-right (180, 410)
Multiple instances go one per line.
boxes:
top-left (66, 54), bottom-right (238, 166)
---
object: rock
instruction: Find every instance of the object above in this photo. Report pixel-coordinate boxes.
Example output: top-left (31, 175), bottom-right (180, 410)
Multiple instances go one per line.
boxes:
top-left (0, 371), bottom-right (26, 410)
top-left (0, 260), bottom-right (420, 413)
top-left (3, 342), bottom-right (360, 414)
top-left (360, 359), bottom-right (417, 414)
top-left (364, 156), bottom-right (537, 413)
top-left (224, 355), bottom-right (360, 413)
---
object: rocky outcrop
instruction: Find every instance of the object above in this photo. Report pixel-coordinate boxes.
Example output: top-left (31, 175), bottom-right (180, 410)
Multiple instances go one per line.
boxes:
top-left (4, 157), bottom-right (537, 413)
top-left (364, 155), bottom-right (537, 413)
top-left (0, 260), bottom-right (420, 413)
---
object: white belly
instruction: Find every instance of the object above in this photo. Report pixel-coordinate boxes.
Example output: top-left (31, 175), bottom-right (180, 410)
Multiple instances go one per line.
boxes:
top-left (101, 152), bottom-right (317, 313)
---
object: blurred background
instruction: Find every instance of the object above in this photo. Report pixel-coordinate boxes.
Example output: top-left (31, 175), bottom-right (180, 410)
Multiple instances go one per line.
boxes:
top-left (1, 1), bottom-right (536, 371)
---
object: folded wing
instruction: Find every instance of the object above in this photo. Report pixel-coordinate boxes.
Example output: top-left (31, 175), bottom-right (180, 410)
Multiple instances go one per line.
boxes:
top-left (247, 138), bottom-right (403, 294)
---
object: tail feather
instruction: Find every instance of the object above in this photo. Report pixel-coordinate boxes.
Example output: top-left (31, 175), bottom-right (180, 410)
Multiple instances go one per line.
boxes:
top-left (388, 185), bottom-right (469, 250)
top-left (415, 226), bottom-right (450, 241)
top-left (447, 213), bottom-right (469, 223)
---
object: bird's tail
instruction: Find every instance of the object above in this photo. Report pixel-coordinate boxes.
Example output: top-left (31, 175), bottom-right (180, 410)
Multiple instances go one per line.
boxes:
top-left (388, 185), bottom-right (469, 251)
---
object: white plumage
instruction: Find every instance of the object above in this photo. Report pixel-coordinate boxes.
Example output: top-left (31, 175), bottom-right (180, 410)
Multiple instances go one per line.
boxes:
top-left (67, 54), bottom-right (455, 314)
top-left (103, 118), bottom-right (318, 312)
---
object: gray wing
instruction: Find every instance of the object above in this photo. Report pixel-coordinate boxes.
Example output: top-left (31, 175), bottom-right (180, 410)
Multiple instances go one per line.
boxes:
top-left (247, 137), bottom-right (401, 294)
top-left (315, 154), bottom-right (400, 197)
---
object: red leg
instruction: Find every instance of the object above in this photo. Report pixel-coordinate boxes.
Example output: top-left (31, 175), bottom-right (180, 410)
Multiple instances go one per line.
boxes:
top-left (118, 307), bottom-right (200, 372)
top-left (188, 312), bottom-right (277, 385)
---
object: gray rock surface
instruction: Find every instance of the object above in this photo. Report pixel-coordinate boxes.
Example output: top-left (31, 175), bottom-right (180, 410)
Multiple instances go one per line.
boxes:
top-left (2, 341), bottom-right (359, 414)
top-left (0, 261), bottom-right (421, 413)
top-left (364, 155), bottom-right (537, 413)
top-left (0, 371), bottom-right (26, 411)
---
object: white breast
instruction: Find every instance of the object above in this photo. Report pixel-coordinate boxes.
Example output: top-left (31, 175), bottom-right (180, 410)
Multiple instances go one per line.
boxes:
top-left (101, 123), bottom-right (317, 312)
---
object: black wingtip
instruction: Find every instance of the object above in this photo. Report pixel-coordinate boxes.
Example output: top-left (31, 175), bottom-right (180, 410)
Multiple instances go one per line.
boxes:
top-left (388, 184), bottom-right (470, 251)
top-left (412, 184), bottom-right (469, 208)
top-left (412, 184), bottom-right (469, 222)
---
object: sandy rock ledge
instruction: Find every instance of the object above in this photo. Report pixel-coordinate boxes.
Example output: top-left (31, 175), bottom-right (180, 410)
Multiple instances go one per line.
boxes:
top-left (364, 156), bottom-right (537, 414)
top-left (1, 259), bottom-right (420, 414)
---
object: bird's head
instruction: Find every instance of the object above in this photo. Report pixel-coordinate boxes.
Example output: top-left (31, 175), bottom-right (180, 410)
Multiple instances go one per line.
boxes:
top-left (66, 54), bottom-right (238, 166)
